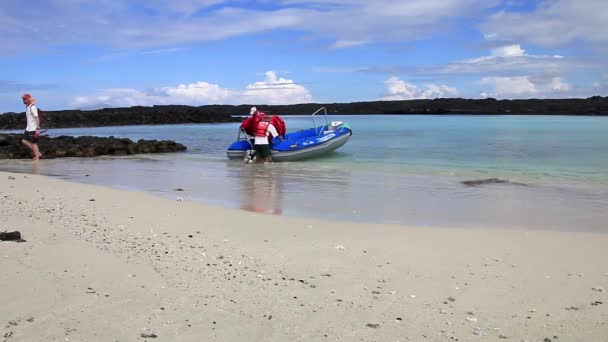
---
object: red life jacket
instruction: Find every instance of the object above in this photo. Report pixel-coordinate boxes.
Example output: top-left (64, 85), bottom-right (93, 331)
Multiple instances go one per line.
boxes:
top-left (240, 117), bottom-right (254, 135)
top-left (269, 115), bottom-right (286, 136)
top-left (240, 111), bottom-right (266, 136)
top-left (255, 121), bottom-right (270, 137)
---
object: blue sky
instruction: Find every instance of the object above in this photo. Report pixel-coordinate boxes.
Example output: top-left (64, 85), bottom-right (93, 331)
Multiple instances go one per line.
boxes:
top-left (1, 0), bottom-right (607, 112)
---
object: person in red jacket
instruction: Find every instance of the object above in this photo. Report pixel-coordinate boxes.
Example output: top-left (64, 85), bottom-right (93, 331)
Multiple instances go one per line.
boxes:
top-left (240, 107), bottom-right (265, 136)
top-left (254, 116), bottom-right (280, 163)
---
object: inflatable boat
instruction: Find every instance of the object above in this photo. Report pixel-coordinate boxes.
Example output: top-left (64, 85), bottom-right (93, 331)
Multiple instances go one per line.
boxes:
top-left (227, 107), bottom-right (352, 162)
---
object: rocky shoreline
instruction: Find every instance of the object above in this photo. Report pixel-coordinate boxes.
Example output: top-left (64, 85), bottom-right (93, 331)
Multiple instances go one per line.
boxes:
top-left (0, 134), bottom-right (186, 159)
top-left (0, 105), bottom-right (241, 130)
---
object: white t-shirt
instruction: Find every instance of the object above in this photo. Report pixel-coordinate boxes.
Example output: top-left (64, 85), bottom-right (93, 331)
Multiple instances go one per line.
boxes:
top-left (25, 104), bottom-right (39, 132)
top-left (254, 123), bottom-right (279, 145)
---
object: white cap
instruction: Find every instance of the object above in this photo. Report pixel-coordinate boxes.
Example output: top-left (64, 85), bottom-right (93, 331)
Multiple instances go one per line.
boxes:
top-left (250, 107), bottom-right (257, 115)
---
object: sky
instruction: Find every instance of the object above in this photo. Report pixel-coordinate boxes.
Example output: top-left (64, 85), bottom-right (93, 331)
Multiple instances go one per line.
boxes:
top-left (1, 0), bottom-right (607, 112)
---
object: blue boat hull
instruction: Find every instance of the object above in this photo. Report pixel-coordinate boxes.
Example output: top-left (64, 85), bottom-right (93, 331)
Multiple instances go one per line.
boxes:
top-left (227, 124), bottom-right (352, 161)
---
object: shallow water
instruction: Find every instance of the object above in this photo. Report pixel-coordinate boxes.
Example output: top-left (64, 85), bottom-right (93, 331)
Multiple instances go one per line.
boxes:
top-left (2, 115), bottom-right (608, 232)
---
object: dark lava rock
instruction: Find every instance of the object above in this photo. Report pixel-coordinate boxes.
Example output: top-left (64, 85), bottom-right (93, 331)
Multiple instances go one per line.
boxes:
top-left (0, 231), bottom-right (21, 241)
top-left (461, 178), bottom-right (529, 187)
top-left (366, 323), bottom-right (380, 329)
top-left (0, 134), bottom-right (186, 159)
top-left (462, 178), bottom-right (509, 187)
top-left (140, 333), bottom-right (158, 338)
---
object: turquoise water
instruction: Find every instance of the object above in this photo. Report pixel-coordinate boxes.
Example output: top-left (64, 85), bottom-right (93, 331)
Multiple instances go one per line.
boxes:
top-left (2, 115), bottom-right (608, 231)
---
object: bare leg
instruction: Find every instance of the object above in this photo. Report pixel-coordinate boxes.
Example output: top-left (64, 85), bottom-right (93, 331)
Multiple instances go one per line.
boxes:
top-left (255, 147), bottom-right (264, 163)
top-left (32, 161), bottom-right (40, 174)
top-left (21, 140), bottom-right (40, 160)
top-left (21, 139), bottom-right (34, 154)
top-left (32, 143), bottom-right (41, 160)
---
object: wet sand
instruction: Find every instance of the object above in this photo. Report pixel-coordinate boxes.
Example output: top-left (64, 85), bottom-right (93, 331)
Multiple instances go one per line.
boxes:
top-left (1, 171), bottom-right (607, 341)
top-left (2, 156), bottom-right (608, 233)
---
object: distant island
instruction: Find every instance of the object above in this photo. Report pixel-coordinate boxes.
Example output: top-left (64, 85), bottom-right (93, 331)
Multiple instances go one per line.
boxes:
top-left (1, 97), bottom-right (606, 129)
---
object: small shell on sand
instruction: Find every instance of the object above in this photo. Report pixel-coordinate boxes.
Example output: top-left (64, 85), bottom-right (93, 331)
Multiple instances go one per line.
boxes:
top-left (473, 327), bottom-right (486, 336)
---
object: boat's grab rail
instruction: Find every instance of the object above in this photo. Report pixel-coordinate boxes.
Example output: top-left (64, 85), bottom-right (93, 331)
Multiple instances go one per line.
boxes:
top-left (311, 107), bottom-right (329, 136)
top-left (236, 129), bottom-right (254, 149)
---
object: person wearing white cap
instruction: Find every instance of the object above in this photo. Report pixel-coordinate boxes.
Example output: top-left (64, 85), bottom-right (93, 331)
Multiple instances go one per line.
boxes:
top-left (20, 93), bottom-right (42, 160)
top-left (250, 106), bottom-right (257, 115)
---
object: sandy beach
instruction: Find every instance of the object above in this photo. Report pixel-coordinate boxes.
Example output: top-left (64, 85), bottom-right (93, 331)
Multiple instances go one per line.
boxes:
top-left (1, 170), bottom-right (607, 341)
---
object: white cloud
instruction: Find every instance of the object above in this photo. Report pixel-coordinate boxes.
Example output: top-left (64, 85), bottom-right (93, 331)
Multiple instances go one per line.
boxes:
top-left (161, 82), bottom-right (235, 103)
top-left (381, 76), bottom-right (459, 100)
top-left (550, 77), bottom-right (572, 92)
top-left (433, 45), bottom-right (578, 76)
top-left (0, 0), bottom-right (501, 51)
top-left (480, 76), bottom-right (537, 97)
top-left (330, 40), bottom-right (369, 49)
top-left (479, 76), bottom-right (573, 98)
top-left (242, 71), bottom-right (313, 105)
top-left (491, 44), bottom-right (525, 57)
top-left (331, 44), bottom-right (588, 79)
top-left (71, 87), bottom-right (194, 108)
top-left (482, 0), bottom-right (608, 47)
top-left (71, 71), bottom-right (313, 108)
top-left (356, 44), bottom-right (594, 99)
top-left (592, 74), bottom-right (608, 94)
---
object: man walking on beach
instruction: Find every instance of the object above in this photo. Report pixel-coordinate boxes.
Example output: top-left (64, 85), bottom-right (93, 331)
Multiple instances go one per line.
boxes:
top-left (21, 93), bottom-right (42, 161)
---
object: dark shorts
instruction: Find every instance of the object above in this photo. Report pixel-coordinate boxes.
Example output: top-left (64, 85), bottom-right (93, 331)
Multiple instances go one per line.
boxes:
top-left (23, 130), bottom-right (39, 144)
top-left (254, 144), bottom-right (271, 158)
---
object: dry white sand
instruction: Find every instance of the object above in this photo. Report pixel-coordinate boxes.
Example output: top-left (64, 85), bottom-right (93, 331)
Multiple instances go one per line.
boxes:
top-left (1, 171), bottom-right (607, 341)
